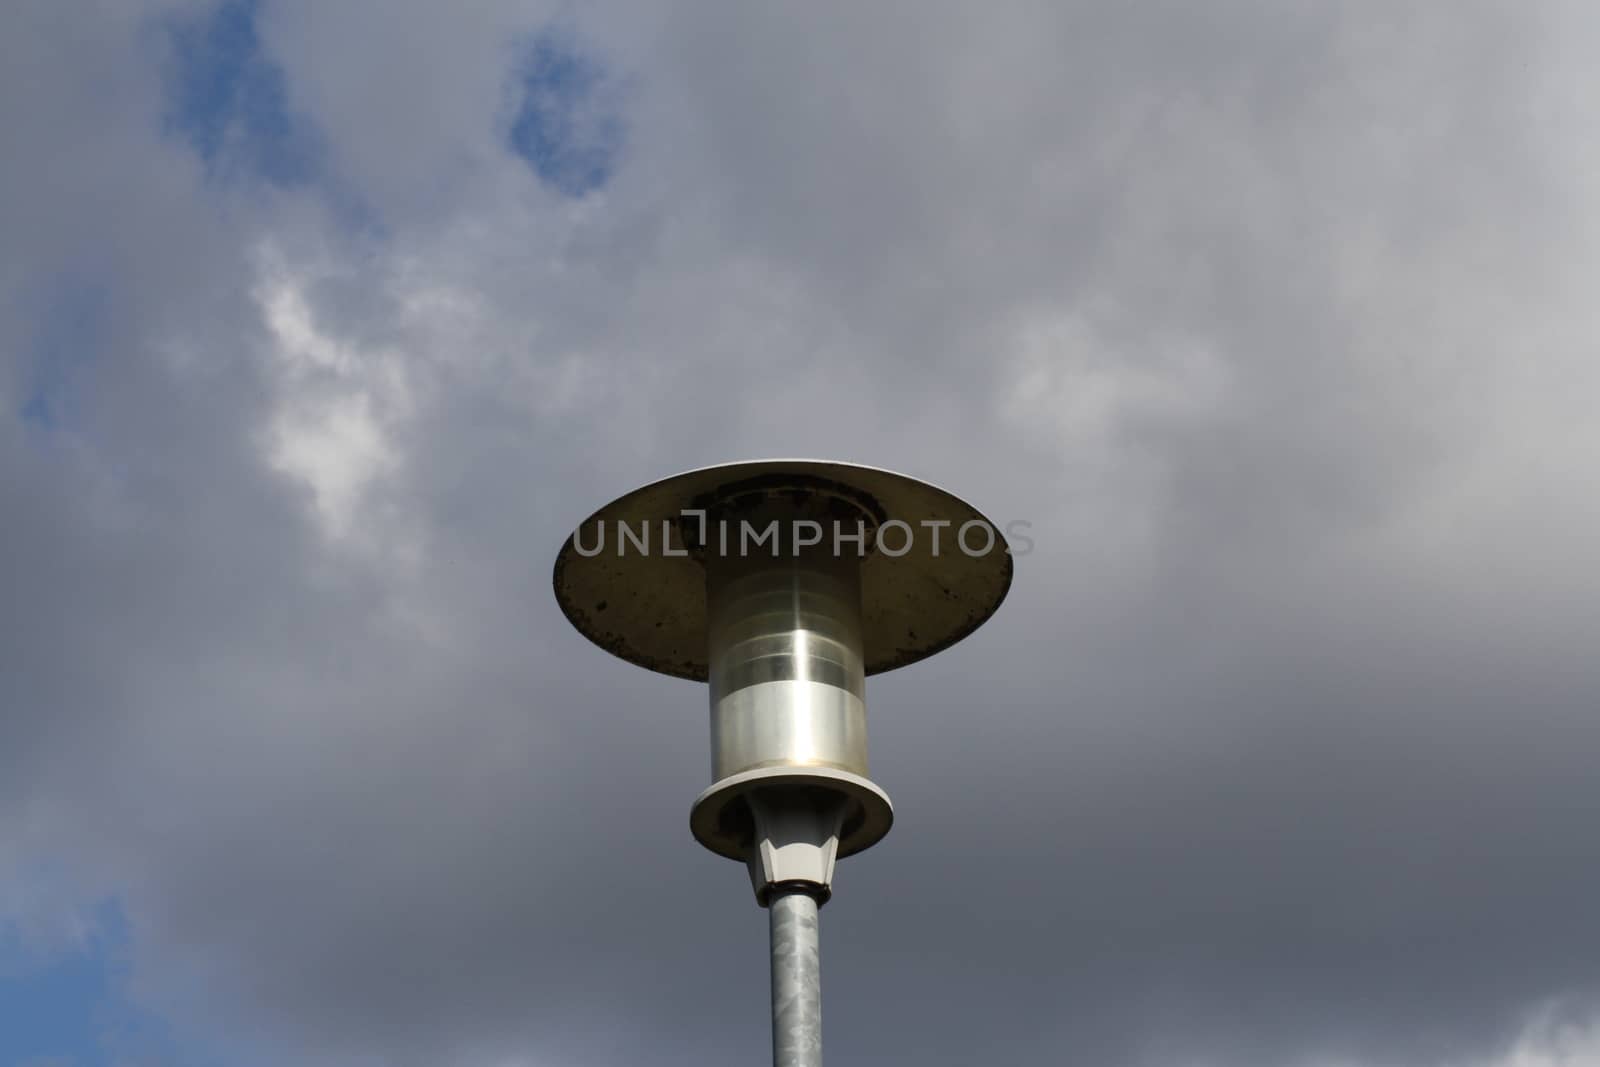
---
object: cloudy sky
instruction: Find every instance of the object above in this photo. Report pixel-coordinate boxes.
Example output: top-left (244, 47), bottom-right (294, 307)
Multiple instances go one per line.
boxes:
top-left (5, 1), bottom-right (1600, 1064)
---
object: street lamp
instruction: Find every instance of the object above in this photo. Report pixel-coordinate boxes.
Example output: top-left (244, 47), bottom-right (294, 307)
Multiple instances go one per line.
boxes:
top-left (553, 460), bottom-right (1011, 1066)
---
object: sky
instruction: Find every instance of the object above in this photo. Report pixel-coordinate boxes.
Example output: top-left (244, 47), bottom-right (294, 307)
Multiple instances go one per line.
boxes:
top-left (3, 1), bottom-right (1600, 1064)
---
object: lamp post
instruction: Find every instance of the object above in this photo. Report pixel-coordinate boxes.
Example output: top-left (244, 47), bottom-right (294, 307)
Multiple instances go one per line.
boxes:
top-left (553, 460), bottom-right (1011, 1066)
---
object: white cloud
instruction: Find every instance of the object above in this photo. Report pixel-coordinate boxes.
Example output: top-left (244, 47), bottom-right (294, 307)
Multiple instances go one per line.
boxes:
top-left (256, 252), bottom-right (408, 541)
top-left (1466, 1003), bottom-right (1600, 1067)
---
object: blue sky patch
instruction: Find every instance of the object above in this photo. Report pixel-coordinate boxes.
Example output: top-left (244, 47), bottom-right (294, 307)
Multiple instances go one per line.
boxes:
top-left (508, 31), bottom-right (624, 197)
top-left (20, 277), bottom-right (106, 434)
top-left (0, 899), bottom-right (179, 1067)
top-left (161, 0), bottom-right (320, 187)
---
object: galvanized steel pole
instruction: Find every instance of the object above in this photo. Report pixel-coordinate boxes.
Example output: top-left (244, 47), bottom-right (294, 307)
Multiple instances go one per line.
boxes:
top-left (769, 889), bottom-right (823, 1067)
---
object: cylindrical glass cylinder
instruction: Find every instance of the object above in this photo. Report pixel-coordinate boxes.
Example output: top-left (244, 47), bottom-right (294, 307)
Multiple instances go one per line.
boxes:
top-left (706, 550), bottom-right (868, 783)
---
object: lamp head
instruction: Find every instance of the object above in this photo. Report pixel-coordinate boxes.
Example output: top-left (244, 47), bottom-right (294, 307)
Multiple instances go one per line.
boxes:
top-left (552, 460), bottom-right (1012, 895)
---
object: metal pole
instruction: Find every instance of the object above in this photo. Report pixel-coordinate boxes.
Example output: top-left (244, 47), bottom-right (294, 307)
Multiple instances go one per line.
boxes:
top-left (769, 889), bottom-right (823, 1067)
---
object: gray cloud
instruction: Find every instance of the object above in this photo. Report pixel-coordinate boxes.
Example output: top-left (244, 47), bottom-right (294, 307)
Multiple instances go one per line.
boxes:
top-left (4, 1), bottom-right (1600, 1065)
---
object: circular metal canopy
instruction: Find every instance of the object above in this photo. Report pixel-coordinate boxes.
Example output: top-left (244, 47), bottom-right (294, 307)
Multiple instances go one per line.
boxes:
top-left (552, 459), bottom-right (1013, 680)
